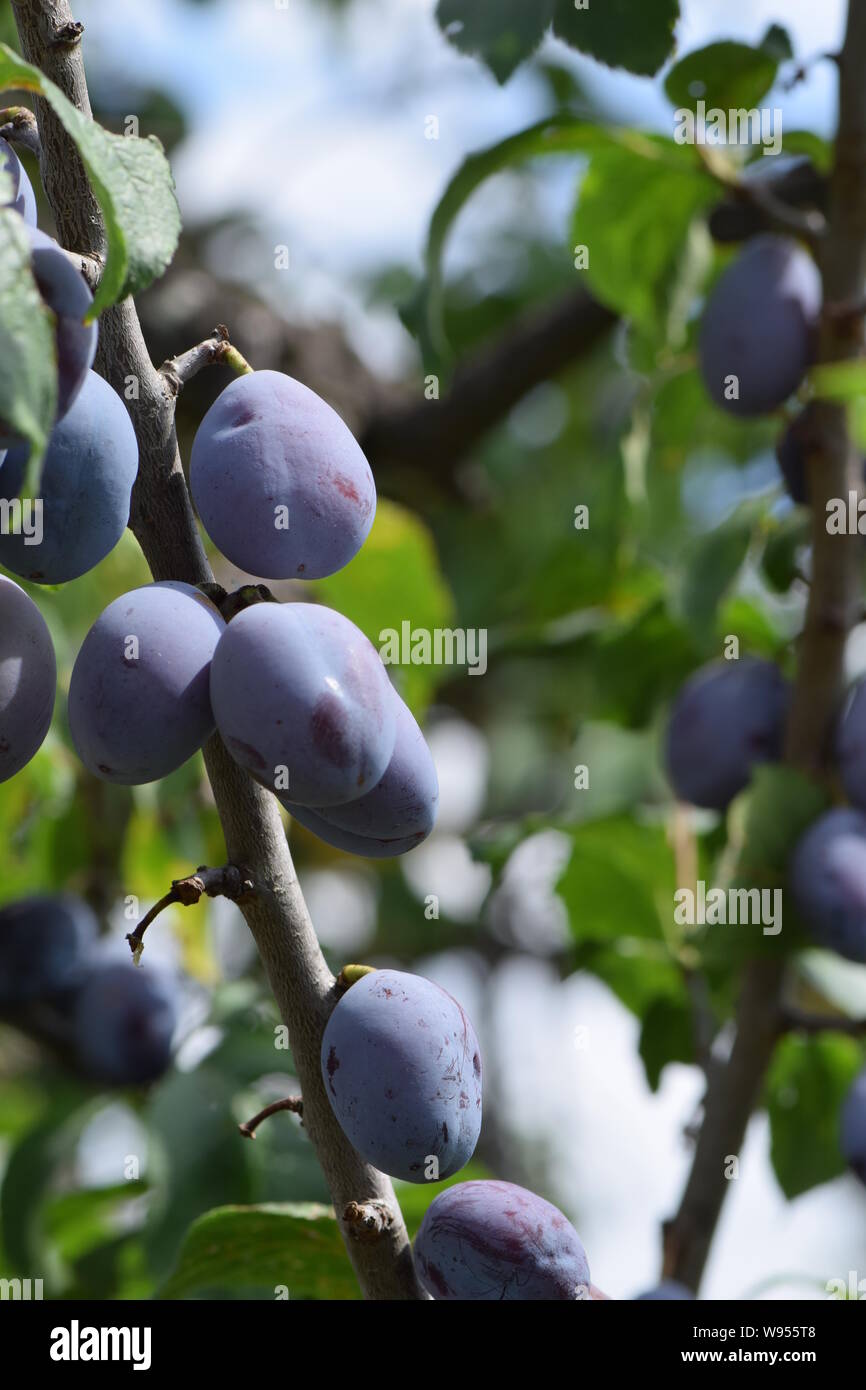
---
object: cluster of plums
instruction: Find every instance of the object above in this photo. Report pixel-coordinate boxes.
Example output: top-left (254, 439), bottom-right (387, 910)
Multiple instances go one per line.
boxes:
top-left (0, 892), bottom-right (176, 1085)
top-left (0, 139), bottom-right (437, 859)
top-left (320, 967), bottom-right (596, 1299)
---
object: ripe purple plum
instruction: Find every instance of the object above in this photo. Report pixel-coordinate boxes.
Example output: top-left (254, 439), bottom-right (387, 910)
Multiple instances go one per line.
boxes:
top-left (26, 227), bottom-right (98, 422)
top-left (0, 573), bottom-right (56, 782)
top-left (698, 236), bottom-right (821, 417)
top-left (320, 968), bottom-right (482, 1183)
top-left (286, 800), bottom-right (432, 857)
top-left (666, 658), bottom-right (789, 810)
top-left (414, 1180), bottom-right (590, 1300)
top-left (210, 601), bottom-right (395, 806)
top-left (190, 369), bottom-right (376, 579)
top-left (68, 582), bottom-right (225, 784)
top-left (841, 1066), bottom-right (866, 1186)
top-left (0, 371), bottom-right (138, 583)
top-left (635, 1281), bottom-right (694, 1300)
top-left (789, 808), bottom-right (866, 963)
top-left (0, 894), bottom-right (97, 1006)
top-left (73, 960), bottom-right (177, 1086)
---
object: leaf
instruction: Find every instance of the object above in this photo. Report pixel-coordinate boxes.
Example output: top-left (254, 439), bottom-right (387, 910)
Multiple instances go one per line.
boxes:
top-left (664, 42), bottom-right (778, 114)
top-left (767, 1035), bottom-right (863, 1199)
top-left (679, 516), bottom-right (752, 637)
top-left (159, 1203), bottom-right (360, 1300)
top-left (43, 1181), bottom-right (148, 1263)
top-left (436, 0), bottom-right (555, 83)
top-left (557, 815), bottom-right (677, 945)
top-left (759, 24), bottom-right (793, 63)
top-left (314, 500), bottom-right (455, 713)
top-left (639, 993), bottom-right (695, 1090)
top-left (0, 208), bottom-right (56, 470)
top-left (0, 1088), bottom-right (87, 1274)
top-left (422, 114), bottom-right (609, 360)
top-left (573, 138), bottom-right (716, 334)
top-left (736, 765), bottom-right (829, 885)
top-left (0, 43), bottom-right (180, 314)
top-left (553, 0), bottom-right (680, 77)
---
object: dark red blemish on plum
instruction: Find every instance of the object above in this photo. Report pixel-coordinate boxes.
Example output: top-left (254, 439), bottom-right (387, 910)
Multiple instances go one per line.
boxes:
top-left (384, 1088), bottom-right (394, 1099)
top-left (97, 764), bottom-right (113, 775)
top-left (310, 693), bottom-right (353, 768)
top-left (442, 1122), bottom-right (449, 1144)
top-left (333, 473), bottom-right (360, 503)
top-left (325, 1045), bottom-right (340, 1095)
top-left (424, 1262), bottom-right (450, 1298)
top-left (231, 406), bottom-right (259, 427)
top-left (226, 737), bottom-right (267, 771)
top-left (458, 1092), bottom-right (469, 1109)
top-left (473, 1052), bottom-right (481, 1078)
top-left (296, 563), bottom-right (306, 574)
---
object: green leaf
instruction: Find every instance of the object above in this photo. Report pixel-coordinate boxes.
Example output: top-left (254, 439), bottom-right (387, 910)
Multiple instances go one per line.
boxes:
top-left (767, 1034), bottom-right (863, 1199)
top-left (639, 993), bottom-right (695, 1090)
top-left (553, 0), bottom-right (680, 76)
top-left (43, 1181), bottom-right (148, 1263)
top-left (736, 765), bottom-right (829, 885)
top-left (679, 517), bottom-right (752, 637)
top-left (314, 500), bottom-right (455, 713)
top-left (0, 208), bottom-right (56, 473)
top-left (664, 42), bottom-right (778, 114)
top-left (436, 0), bottom-right (555, 83)
top-left (760, 24), bottom-right (793, 63)
top-left (159, 1203), bottom-right (360, 1300)
top-left (557, 815), bottom-right (676, 945)
top-left (573, 138), bottom-right (716, 334)
top-left (0, 43), bottom-right (180, 314)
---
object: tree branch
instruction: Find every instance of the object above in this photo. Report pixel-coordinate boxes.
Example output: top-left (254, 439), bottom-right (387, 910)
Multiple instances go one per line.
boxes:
top-left (665, 0), bottom-right (866, 1292)
top-left (12, 0), bottom-right (424, 1300)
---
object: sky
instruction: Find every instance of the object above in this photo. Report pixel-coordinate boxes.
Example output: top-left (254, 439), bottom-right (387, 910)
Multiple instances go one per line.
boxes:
top-left (70, 0), bottom-right (866, 1299)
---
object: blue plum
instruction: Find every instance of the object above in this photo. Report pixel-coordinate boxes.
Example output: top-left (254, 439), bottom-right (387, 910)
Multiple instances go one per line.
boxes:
top-left (68, 582), bottom-right (225, 784)
top-left (788, 808), bottom-right (866, 963)
top-left (0, 573), bottom-right (56, 782)
top-left (210, 601), bottom-right (395, 806)
top-left (0, 137), bottom-right (37, 225)
top-left (414, 1180), bottom-right (590, 1300)
top-left (777, 404), bottom-right (866, 505)
top-left (698, 236), bottom-right (821, 417)
top-left (283, 693), bottom-right (438, 855)
top-left (666, 658), bottom-right (789, 810)
top-left (0, 894), bottom-right (97, 1006)
top-left (0, 371), bottom-right (138, 583)
top-left (26, 227), bottom-right (97, 422)
top-left (635, 1281), bottom-right (694, 1300)
top-left (190, 369), bottom-right (376, 579)
top-left (836, 682), bottom-right (866, 811)
top-left (841, 1066), bottom-right (866, 1186)
top-left (73, 960), bottom-right (177, 1085)
top-left (287, 800), bottom-right (432, 858)
top-left (321, 968), bottom-right (482, 1182)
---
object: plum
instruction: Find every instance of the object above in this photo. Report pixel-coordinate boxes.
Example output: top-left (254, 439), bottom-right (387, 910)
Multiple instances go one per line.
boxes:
top-left (320, 968), bottom-right (482, 1182)
top-left (666, 657), bottom-right (789, 810)
top-left (73, 960), bottom-right (177, 1086)
top-left (0, 573), bottom-right (56, 783)
top-left (414, 1180), bottom-right (590, 1300)
top-left (68, 582), bottom-right (225, 784)
top-left (0, 895), bottom-right (97, 1006)
top-left (698, 236), bottom-right (820, 417)
top-left (190, 369), bottom-right (376, 579)
top-left (789, 808), bottom-right (866, 963)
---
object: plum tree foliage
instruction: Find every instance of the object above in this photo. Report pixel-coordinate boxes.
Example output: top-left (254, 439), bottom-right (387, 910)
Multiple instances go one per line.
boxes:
top-left (2, 0), bottom-right (866, 1311)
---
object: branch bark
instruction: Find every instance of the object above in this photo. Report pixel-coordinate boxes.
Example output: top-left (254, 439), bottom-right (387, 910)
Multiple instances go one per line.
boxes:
top-left (665, 0), bottom-right (866, 1292)
top-left (12, 0), bottom-right (424, 1300)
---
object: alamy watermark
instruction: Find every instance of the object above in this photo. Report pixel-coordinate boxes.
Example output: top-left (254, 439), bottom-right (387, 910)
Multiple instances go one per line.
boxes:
top-left (0, 496), bottom-right (42, 545)
top-left (674, 881), bottom-right (782, 936)
top-left (673, 101), bottom-right (782, 157)
top-left (379, 622), bottom-right (487, 676)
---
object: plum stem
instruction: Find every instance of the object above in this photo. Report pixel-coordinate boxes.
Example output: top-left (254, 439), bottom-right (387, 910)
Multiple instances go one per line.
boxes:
top-left (238, 1095), bottom-right (304, 1139)
top-left (125, 864), bottom-right (254, 962)
top-left (158, 325), bottom-right (253, 395)
top-left (336, 964), bottom-right (377, 991)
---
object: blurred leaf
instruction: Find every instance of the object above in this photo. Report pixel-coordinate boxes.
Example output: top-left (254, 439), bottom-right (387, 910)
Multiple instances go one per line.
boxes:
top-left (679, 516), bottom-right (752, 637)
top-left (664, 42), bottom-right (778, 113)
top-left (552, 0), bottom-right (680, 76)
top-left (639, 992), bottom-right (695, 1090)
top-left (314, 500), bottom-right (454, 713)
top-left (0, 1088), bottom-right (88, 1274)
top-left (760, 24), bottom-right (793, 62)
top-left (760, 511), bottom-right (810, 593)
top-left (811, 359), bottom-right (866, 403)
top-left (435, 0), bottom-right (554, 83)
top-left (573, 138), bottom-right (716, 334)
top-left (557, 815), bottom-right (676, 945)
top-left (767, 1034), bottom-right (863, 1199)
top-left (0, 42), bottom-right (180, 312)
top-left (736, 765), bottom-right (828, 884)
top-left (159, 1203), bottom-right (359, 1300)
top-left (0, 208), bottom-right (56, 479)
top-left (44, 1180), bottom-right (147, 1263)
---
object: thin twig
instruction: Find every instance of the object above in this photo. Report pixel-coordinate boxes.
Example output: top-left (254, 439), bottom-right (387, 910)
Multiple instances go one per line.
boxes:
top-left (780, 1009), bottom-right (866, 1037)
top-left (159, 324), bottom-right (254, 395)
top-left (238, 1095), bottom-right (304, 1139)
top-left (126, 864), bottom-right (254, 961)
